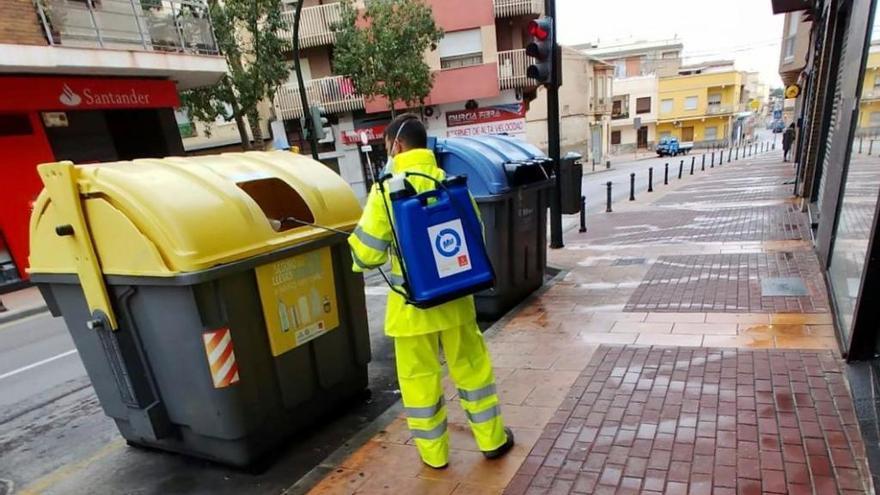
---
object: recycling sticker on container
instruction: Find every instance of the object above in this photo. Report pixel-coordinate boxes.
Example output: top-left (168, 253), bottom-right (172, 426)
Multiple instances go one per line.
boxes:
top-left (255, 247), bottom-right (339, 356)
top-left (428, 219), bottom-right (472, 278)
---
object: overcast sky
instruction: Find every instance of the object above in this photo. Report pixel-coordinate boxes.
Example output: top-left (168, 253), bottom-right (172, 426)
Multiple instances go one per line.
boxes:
top-left (556, 0), bottom-right (787, 87)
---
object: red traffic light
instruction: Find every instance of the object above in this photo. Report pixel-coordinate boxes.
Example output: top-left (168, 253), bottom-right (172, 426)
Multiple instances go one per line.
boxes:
top-left (528, 20), bottom-right (550, 41)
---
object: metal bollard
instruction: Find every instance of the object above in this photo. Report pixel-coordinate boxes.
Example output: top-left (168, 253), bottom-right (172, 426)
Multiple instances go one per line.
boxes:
top-left (860, 138), bottom-right (864, 154)
top-left (690, 156), bottom-right (695, 175)
top-left (664, 163), bottom-right (669, 185)
top-left (606, 181), bottom-right (613, 213)
top-left (735, 147), bottom-right (739, 160)
top-left (606, 160), bottom-right (611, 169)
top-left (719, 150), bottom-right (724, 165)
top-left (711, 152), bottom-right (715, 167)
top-left (678, 160), bottom-right (683, 179)
top-left (648, 167), bottom-right (654, 192)
top-left (728, 148), bottom-right (732, 163)
top-left (630, 173), bottom-right (636, 201)
top-left (579, 195), bottom-right (587, 233)
top-left (871, 141), bottom-right (875, 156)
top-left (701, 154), bottom-right (706, 171)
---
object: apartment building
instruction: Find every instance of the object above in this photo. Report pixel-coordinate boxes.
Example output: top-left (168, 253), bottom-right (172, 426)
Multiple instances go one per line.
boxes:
top-left (577, 39), bottom-right (683, 154)
top-left (0, 0), bottom-right (227, 288)
top-left (526, 48), bottom-right (613, 163)
top-left (858, 44), bottom-right (880, 135)
top-left (657, 62), bottom-right (749, 147)
top-left (577, 38), bottom-right (684, 79)
top-left (272, 0), bottom-right (544, 200)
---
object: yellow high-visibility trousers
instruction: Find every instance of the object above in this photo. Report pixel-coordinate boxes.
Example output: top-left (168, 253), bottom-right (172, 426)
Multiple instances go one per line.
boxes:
top-left (394, 322), bottom-right (507, 467)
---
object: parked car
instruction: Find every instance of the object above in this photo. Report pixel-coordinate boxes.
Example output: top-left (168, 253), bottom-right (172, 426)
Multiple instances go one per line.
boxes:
top-left (656, 137), bottom-right (693, 157)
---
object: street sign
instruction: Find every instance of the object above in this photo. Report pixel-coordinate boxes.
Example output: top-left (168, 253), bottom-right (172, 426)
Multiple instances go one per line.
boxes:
top-left (633, 117), bottom-right (642, 130)
top-left (773, 110), bottom-right (782, 120)
top-left (361, 145), bottom-right (373, 153)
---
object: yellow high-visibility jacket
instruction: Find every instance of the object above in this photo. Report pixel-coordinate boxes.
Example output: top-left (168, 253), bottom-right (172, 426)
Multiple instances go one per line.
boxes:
top-left (348, 148), bottom-right (477, 337)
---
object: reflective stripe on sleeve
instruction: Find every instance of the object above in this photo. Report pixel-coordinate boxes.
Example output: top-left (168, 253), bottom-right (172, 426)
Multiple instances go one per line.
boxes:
top-left (354, 226), bottom-right (390, 252)
top-left (352, 250), bottom-right (381, 271)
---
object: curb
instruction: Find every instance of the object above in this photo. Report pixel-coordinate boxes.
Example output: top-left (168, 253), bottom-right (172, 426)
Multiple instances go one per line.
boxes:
top-left (0, 304), bottom-right (49, 325)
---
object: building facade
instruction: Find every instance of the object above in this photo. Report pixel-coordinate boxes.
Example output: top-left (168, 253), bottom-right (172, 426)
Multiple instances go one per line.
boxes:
top-left (526, 48), bottom-right (614, 164)
top-left (578, 39), bottom-right (682, 154)
top-left (857, 45), bottom-right (880, 135)
top-left (657, 65), bottom-right (747, 148)
top-left (0, 0), bottom-right (227, 288)
top-left (272, 0), bottom-right (543, 200)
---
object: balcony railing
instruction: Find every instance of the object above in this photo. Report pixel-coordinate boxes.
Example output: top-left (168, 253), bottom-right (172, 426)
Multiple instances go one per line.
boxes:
top-left (493, 0), bottom-right (542, 17)
top-left (34, 0), bottom-right (219, 54)
top-left (611, 111), bottom-right (630, 120)
top-left (498, 49), bottom-right (537, 90)
top-left (279, 2), bottom-right (341, 49)
top-left (274, 75), bottom-right (364, 120)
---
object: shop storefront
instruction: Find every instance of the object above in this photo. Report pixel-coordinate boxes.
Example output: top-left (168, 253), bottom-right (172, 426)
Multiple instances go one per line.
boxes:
top-left (0, 76), bottom-right (184, 288)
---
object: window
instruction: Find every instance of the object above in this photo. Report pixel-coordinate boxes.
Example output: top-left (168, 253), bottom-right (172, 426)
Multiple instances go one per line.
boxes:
top-left (611, 130), bottom-right (621, 145)
top-left (708, 94), bottom-right (722, 106)
top-left (874, 74), bottom-right (880, 90)
top-left (636, 97), bottom-right (651, 114)
top-left (704, 126), bottom-right (718, 141)
top-left (788, 12), bottom-right (800, 37)
top-left (684, 96), bottom-right (699, 110)
top-left (612, 100), bottom-right (622, 115)
top-left (661, 99), bottom-right (674, 114)
top-left (174, 109), bottom-right (196, 138)
top-left (614, 61), bottom-right (626, 78)
top-left (871, 112), bottom-right (880, 126)
top-left (439, 29), bottom-right (483, 69)
top-left (662, 51), bottom-right (679, 59)
top-left (681, 127), bottom-right (694, 142)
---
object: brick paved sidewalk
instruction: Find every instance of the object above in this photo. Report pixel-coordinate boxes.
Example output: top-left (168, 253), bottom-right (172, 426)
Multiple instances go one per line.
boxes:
top-left (300, 149), bottom-right (874, 494)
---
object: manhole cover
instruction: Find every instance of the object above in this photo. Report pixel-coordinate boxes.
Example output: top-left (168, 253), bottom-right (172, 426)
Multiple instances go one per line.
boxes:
top-left (761, 277), bottom-right (809, 297)
top-left (613, 258), bottom-right (647, 266)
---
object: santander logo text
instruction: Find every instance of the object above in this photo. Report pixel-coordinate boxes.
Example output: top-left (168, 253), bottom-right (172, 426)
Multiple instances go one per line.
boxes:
top-left (59, 84), bottom-right (82, 107)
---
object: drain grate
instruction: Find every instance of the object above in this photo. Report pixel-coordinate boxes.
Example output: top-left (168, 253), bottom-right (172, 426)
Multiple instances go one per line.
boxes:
top-left (761, 277), bottom-right (809, 297)
top-left (613, 258), bottom-right (647, 266)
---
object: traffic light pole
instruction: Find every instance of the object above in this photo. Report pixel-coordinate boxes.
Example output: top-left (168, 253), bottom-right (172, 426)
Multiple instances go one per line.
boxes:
top-left (292, 0), bottom-right (320, 160)
top-left (546, 0), bottom-right (563, 249)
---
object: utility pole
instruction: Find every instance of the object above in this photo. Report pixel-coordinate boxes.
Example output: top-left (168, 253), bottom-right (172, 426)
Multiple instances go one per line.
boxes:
top-left (292, 0), bottom-right (320, 160)
top-left (546, 0), bottom-right (563, 249)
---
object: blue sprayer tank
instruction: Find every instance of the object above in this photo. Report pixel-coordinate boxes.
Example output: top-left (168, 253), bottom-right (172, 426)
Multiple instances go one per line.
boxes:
top-left (389, 175), bottom-right (495, 308)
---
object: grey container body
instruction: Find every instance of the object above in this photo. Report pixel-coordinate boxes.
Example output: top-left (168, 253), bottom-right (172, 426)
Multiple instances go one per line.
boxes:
top-left (33, 235), bottom-right (371, 467)
top-left (560, 154), bottom-right (584, 215)
top-left (475, 179), bottom-right (552, 320)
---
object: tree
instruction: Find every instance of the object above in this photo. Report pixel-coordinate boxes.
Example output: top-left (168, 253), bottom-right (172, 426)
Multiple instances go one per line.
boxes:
top-left (180, 0), bottom-right (289, 150)
top-left (332, 0), bottom-right (443, 116)
top-left (770, 87), bottom-right (785, 99)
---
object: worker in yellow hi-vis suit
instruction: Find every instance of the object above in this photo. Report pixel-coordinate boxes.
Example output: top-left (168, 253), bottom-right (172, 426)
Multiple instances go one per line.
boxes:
top-left (348, 114), bottom-right (514, 469)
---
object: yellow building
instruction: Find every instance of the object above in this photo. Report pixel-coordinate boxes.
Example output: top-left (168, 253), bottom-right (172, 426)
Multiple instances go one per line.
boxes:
top-left (858, 49), bottom-right (880, 133)
top-left (657, 68), bottom-right (745, 146)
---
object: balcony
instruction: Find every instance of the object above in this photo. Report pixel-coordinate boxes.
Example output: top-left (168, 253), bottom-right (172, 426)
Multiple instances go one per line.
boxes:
top-left (493, 0), bottom-right (543, 17)
top-left (279, 2), bottom-right (342, 49)
top-left (274, 75), bottom-right (364, 120)
top-left (34, 0), bottom-right (219, 55)
top-left (498, 49), bottom-right (537, 90)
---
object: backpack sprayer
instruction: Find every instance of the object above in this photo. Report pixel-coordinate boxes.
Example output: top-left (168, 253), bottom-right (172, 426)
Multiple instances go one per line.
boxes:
top-left (286, 124), bottom-right (494, 309)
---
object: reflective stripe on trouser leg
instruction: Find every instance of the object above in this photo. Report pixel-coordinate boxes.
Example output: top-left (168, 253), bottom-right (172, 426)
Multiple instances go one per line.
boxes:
top-left (394, 333), bottom-right (449, 467)
top-left (442, 323), bottom-right (507, 452)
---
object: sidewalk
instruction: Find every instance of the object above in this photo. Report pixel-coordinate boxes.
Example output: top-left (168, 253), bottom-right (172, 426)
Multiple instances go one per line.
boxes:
top-left (0, 286), bottom-right (47, 324)
top-left (300, 149), bottom-right (873, 494)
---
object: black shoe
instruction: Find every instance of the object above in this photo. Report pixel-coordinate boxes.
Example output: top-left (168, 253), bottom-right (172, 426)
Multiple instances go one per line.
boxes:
top-left (483, 427), bottom-right (515, 460)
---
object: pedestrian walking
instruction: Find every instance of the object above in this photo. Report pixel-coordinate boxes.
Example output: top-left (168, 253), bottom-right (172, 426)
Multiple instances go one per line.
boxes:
top-left (783, 124), bottom-right (796, 162)
top-left (348, 114), bottom-right (514, 469)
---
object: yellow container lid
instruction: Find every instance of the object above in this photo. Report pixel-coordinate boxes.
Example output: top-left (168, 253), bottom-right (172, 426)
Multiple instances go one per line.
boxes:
top-left (30, 151), bottom-right (362, 277)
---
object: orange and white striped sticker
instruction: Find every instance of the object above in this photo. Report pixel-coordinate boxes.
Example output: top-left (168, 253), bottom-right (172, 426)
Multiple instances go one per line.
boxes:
top-left (202, 328), bottom-right (240, 388)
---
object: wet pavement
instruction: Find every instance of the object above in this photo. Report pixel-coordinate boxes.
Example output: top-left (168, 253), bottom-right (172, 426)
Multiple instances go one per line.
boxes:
top-left (304, 147), bottom-right (875, 494)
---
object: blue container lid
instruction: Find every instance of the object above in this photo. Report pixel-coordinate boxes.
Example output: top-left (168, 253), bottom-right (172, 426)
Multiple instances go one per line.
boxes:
top-left (432, 135), bottom-right (549, 197)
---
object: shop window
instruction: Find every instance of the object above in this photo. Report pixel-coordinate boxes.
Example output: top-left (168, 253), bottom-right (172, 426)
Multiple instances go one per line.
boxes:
top-left (611, 130), bottom-right (621, 145)
top-left (0, 114), bottom-right (33, 137)
top-left (439, 29), bottom-right (483, 69)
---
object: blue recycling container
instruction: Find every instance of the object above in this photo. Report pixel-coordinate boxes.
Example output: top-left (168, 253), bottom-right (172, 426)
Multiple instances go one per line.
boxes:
top-left (432, 135), bottom-right (553, 320)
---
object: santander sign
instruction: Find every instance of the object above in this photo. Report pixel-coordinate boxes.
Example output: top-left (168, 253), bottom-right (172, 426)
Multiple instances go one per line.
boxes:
top-left (59, 83), bottom-right (152, 108)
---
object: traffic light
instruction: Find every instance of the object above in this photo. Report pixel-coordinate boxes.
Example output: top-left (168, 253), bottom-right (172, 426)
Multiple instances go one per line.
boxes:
top-left (526, 17), bottom-right (555, 85)
top-left (305, 105), bottom-right (328, 141)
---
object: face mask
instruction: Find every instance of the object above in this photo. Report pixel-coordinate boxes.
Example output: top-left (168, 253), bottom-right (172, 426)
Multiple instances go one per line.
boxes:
top-left (383, 120), bottom-right (409, 174)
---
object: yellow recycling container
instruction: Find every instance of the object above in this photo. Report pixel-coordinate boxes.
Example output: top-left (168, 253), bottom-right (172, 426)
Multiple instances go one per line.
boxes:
top-left (29, 151), bottom-right (370, 466)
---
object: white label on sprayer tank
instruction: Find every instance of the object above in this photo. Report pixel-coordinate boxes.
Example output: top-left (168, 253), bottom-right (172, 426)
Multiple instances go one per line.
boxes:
top-left (428, 219), bottom-right (472, 278)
